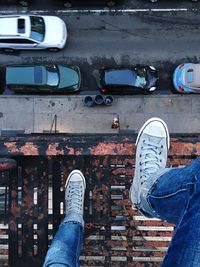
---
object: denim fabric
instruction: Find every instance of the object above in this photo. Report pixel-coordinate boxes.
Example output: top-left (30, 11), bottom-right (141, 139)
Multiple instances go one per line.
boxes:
top-left (63, 211), bottom-right (84, 227)
top-left (141, 157), bottom-right (200, 267)
top-left (43, 218), bottom-right (83, 267)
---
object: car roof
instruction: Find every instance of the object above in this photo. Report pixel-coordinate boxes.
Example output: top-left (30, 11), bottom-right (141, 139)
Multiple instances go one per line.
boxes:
top-left (104, 69), bottom-right (136, 86)
top-left (184, 64), bottom-right (200, 88)
top-left (6, 65), bottom-right (47, 86)
top-left (0, 15), bottom-right (29, 37)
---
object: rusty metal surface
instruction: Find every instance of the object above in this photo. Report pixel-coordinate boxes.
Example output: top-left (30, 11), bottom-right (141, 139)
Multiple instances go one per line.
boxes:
top-left (8, 157), bottom-right (49, 267)
top-left (0, 134), bottom-right (197, 266)
top-left (0, 158), bottom-right (17, 172)
top-left (0, 134), bottom-right (198, 156)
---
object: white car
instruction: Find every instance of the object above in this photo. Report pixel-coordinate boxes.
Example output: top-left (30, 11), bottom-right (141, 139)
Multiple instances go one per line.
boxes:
top-left (0, 15), bottom-right (67, 52)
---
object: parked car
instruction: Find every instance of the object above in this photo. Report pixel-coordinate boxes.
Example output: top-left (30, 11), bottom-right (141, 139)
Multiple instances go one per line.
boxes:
top-left (0, 15), bottom-right (67, 52)
top-left (173, 63), bottom-right (200, 93)
top-left (4, 64), bottom-right (81, 93)
top-left (98, 66), bottom-right (158, 94)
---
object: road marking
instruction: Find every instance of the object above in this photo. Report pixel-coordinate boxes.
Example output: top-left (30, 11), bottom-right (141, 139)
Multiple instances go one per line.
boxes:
top-left (0, 8), bottom-right (193, 15)
top-left (57, 8), bottom-right (189, 13)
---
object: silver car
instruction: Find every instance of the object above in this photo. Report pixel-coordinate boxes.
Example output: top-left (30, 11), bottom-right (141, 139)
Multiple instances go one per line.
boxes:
top-left (0, 15), bottom-right (67, 52)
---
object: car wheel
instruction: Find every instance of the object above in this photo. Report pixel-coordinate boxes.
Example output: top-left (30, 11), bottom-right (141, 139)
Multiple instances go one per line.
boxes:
top-left (107, 1), bottom-right (116, 7)
top-left (3, 48), bottom-right (15, 53)
top-left (48, 47), bottom-right (60, 52)
top-left (64, 2), bottom-right (72, 7)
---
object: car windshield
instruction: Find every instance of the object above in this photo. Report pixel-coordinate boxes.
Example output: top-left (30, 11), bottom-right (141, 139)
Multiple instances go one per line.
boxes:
top-left (46, 65), bottom-right (59, 87)
top-left (186, 69), bottom-right (194, 84)
top-left (57, 65), bottom-right (79, 89)
top-left (105, 69), bottom-right (146, 88)
top-left (134, 67), bottom-right (147, 87)
top-left (30, 16), bottom-right (45, 42)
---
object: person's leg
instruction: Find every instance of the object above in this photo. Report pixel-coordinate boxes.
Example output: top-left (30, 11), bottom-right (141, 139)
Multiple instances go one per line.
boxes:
top-left (43, 170), bottom-right (86, 267)
top-left (144, 159), bottom-right (199, 225)
top-left (160, 163), bottom-right (200, 267)
top-left (43, 221), bottom-right (83, 267)
top-left (130, 117), bottom-right (171, 218)
top-left (129, 117), bottom-right (200, 267)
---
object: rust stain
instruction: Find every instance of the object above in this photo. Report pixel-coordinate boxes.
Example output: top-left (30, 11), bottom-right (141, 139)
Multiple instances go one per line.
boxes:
top-left (20, 143), bottom-right (39, 156)
top-left (4, 142), bottom-right (19, 153)
top-left (11, 203), bottom-right (20, 217)
top-left (75, 148), bottom-right (83, 156)
top-left (9, 219), bottom-right (17, 231)
top-left (65, 145), bottom-right (74, 155)
top-left (0, 163), bottom-right (13, 171)
top-left (46, 143), bottom-right (64, 155)
top-left (170, 140), bottom-right (200, 156)
top-left (89, 142), bottom-right (135, 156)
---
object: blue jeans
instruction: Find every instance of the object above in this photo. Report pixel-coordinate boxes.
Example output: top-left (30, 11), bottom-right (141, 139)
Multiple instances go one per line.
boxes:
top-left (140, 157), bottom-right (200, 267)
top-left (43, 219), bottom-right (83, 267)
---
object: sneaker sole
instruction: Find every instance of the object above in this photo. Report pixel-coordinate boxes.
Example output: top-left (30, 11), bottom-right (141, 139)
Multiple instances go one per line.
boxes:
top-left (136, 117), bottom-right (170, 149)
top-left (65, 170), bottom-right (86, 189)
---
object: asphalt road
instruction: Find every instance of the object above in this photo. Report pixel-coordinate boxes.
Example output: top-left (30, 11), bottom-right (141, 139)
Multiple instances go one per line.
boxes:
top-left (0, 2), bottom-right (200, 95)
top-left (25, 0), bottom-right (200, 10)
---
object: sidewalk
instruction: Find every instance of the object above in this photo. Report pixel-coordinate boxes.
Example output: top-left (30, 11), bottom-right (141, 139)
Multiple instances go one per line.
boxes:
top-left (0, 94), bottom-right (199, 135)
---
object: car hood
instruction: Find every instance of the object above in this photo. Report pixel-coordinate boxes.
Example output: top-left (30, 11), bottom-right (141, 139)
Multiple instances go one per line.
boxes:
top-left (43, 16), bottom-right (67, 46)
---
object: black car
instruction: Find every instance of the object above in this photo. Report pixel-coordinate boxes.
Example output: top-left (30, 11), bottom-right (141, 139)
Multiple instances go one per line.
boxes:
top-left (4, 63), bottom-right (81, 94)
top-left (98, 66), bottom-right (158, 94)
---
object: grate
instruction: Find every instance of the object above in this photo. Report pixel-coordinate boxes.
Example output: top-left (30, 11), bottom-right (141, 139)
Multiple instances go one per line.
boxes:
top-left (0, 135), bottom-right (197, 266)
top-left (5, 155), bottom-right (189, 267)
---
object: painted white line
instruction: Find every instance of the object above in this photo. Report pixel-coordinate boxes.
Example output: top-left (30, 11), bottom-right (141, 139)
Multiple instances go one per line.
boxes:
top-left (151, 8), bottom-right (188, 11)
top-left (56, 8), bottom-right (189, 13)
top-left (0, 8), bottom-right (193, 15)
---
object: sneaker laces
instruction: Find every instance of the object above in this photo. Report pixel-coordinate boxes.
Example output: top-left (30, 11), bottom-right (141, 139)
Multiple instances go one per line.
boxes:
top-left (140, 137), bottom-right (163, 183)
top-left (67, 182), bottom-right (83, 214)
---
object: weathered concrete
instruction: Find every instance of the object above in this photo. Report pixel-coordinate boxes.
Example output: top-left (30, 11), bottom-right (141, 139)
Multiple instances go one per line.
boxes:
top-left (0, 94), bottom-right (199, 134)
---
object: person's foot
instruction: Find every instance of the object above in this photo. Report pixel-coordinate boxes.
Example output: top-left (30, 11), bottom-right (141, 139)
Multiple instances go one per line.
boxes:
top-left (65, 170), bottom-right (86, 218)
top-left (129, 118), bottom-right (170, 209)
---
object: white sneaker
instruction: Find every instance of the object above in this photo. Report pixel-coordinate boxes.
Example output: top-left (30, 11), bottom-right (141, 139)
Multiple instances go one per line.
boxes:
top-left (130, 118), bottom-right (170, 209)
top-left (65, 170), bottom-right (86, 217)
